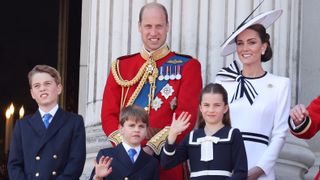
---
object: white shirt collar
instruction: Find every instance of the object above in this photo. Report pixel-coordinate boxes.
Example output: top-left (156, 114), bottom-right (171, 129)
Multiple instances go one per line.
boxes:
top-left (122, 141), bottom-right (141, 162)
top-left (39, 104), bottom-right (59, 118)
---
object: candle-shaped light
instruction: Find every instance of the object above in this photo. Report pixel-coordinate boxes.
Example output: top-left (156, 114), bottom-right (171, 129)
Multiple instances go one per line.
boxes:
top-left (19, 106), bottom-right (25, 119)
top-left (5, 106), bottom-right (11, 154)
top-left (9, 103), bottom-right (14, 115)
top-left (5, 107), bottom-right (11, 121)
top-left (5, 103), bottom-right (15, 154)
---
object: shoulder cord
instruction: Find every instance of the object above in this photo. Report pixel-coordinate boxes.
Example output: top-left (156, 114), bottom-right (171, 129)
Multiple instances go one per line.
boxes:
top-left (111, 59), bottom-right (158, 110)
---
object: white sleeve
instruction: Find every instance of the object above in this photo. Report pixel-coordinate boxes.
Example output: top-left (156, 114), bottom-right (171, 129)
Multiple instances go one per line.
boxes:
top-left (256, 78), bottom-right (291, 175)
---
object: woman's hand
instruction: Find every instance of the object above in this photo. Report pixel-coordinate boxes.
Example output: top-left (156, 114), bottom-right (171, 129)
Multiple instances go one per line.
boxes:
top-left (247, 166), bottom-right (265, 180)
top-left (167, 112), bottom-right (191, 144)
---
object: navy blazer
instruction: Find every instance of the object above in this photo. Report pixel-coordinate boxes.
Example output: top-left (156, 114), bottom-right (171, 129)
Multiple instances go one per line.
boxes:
top-left (90, 143), bottom-right (159, 180)
top-left (8, 108), bottom-right (86, 180)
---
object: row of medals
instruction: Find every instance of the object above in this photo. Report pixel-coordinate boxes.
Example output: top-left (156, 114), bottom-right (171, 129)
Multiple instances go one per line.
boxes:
top-left (158, 65), bottom-right (182, 81)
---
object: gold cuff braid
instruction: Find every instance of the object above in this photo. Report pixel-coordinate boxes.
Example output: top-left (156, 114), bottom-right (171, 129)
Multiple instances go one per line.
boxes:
top-left (108, 130), bottom-right (122, 145)
top-left (146, 126), bottom-right (170, 155)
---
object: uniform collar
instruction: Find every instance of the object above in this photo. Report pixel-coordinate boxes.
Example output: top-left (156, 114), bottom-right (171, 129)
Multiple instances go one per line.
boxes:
top-left (140, 43), bottom-right (170, 61)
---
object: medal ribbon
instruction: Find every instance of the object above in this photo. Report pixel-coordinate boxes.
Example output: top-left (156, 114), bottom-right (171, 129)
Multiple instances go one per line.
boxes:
top-left (134, 54), bottom-right (190, 108)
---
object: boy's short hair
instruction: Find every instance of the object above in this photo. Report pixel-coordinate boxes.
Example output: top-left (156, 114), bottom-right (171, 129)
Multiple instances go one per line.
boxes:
top-left (28, 65), bottom-right (62, 88)
top-left (120, 105), bottom-right (149, 127)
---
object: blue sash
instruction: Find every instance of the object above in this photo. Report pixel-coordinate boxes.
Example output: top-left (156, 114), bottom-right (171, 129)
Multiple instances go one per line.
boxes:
top-left (134, 55), bottom-right (191, 108)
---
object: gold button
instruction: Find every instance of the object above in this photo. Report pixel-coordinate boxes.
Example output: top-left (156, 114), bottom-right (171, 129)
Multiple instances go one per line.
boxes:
top-left (124, 177), bottom-right (129, 180)
top-left (35, 172), bottom-right (39, 177)
top-left (53, 154), bottom-right (58, 159)
top-left (52, 171), bottom-right (57, 176)
top-left (35, 156), bottom-right (40, 160)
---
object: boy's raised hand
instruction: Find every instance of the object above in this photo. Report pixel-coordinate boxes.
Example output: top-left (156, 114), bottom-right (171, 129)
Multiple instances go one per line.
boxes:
top-left (167, 112), bottom-right (191, 144)
top-left (94, 156), bottom-right (113, 180)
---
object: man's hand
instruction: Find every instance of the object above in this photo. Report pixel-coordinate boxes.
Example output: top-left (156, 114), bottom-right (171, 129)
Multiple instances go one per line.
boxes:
top-left (94, 156), bottom-right (113, 180)
top-left (290, 104), bottom-right (309, 126)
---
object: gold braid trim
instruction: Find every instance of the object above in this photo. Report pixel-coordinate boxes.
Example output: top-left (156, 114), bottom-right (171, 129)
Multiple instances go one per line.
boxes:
top-left (108, 130), bottom-right (122, 145)
top-left (111, 59), bottom-right (150, 107)
top-left (111, 45), bottom-right (169, 108)
top-left (146, 126), bottom-right (170, 155)
top-left (127, 61), bottom-right (158, 108)
top-left (111, 60), bottom-right (147, 87)
top-left (126, 69), bottom-right (149, 106)
top-left (111, 59), bottom-right (159, 109)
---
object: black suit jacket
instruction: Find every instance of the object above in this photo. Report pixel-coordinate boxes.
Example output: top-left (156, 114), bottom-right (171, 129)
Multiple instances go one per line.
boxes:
top-left (8, 108), bottom-right (86, 180)
top-left (90, 143), bottom-right (159, 180)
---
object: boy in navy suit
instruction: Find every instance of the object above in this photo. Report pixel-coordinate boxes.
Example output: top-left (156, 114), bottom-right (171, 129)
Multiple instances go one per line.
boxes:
top-left (90, 105), bottom-right (159, 180)
top-left (8, 65), bottom-right (86, 179)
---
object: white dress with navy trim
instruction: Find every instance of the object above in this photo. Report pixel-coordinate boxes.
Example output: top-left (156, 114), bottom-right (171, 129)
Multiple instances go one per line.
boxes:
top-left (216, 70), bottom-right (291, 180)
top-left (161, 126), bottom-right (247, 180)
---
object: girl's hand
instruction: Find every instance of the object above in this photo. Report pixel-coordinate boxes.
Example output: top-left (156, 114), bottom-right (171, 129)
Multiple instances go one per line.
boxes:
top-left (94, 156), bottom-right (113, 180)
top-left (167, 112), bottom-right (191, 144)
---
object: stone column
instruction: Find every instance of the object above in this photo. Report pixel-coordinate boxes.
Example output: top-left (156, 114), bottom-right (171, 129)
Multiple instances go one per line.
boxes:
top-left (79, 0), bottom-right (114, 178)
top-left (276, 134), bottom-right (315, 180)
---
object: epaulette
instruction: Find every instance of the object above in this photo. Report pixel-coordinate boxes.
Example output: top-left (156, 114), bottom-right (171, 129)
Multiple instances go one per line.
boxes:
top-left (174, 52), bottom-right (194, 59)
top-left (117, 52), bottom-right (140, 60)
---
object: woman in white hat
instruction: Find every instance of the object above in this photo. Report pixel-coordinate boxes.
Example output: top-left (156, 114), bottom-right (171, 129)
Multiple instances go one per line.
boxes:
top-left (216, 9), bottom-right (291, 180)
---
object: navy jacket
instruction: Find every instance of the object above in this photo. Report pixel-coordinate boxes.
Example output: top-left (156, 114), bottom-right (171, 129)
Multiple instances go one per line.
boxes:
top-left (90, 143), bottom-right (159, 180)
top-left (8, 108), bottom-right (86, 180)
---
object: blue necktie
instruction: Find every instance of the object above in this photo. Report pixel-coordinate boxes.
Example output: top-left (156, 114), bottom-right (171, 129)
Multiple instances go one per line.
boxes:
top-left (43, 113), bottom-right (52, 128)
top-left (128, 148), bottom-right (137, 163)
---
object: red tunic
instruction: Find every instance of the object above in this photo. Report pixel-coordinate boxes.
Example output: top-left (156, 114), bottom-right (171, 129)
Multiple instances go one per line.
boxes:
top-left (101, 50), bottom-right (202, 180)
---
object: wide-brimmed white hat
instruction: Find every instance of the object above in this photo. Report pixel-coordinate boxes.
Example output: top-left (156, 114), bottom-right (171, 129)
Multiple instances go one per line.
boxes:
top-left (220, 9), bottom-right (283, 56)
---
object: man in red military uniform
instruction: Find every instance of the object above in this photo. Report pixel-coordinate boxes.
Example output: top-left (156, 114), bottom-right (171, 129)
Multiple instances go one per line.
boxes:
top-left (289, 96), bottom-right (320, 180)
top-left (101, 2), bottom-right (202, 180)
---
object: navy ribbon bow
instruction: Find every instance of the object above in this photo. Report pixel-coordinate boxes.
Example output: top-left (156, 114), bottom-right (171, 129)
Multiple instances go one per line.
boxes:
top-left (217, 60), bottom-right (258, 105)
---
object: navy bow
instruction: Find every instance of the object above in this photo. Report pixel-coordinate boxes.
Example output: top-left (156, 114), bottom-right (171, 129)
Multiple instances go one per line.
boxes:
top-left (217, 60), bottom-right (258, 105)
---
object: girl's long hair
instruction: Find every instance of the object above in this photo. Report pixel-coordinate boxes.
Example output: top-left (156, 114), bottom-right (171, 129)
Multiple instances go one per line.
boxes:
top-left (197, 83), bottom-right (231, 128)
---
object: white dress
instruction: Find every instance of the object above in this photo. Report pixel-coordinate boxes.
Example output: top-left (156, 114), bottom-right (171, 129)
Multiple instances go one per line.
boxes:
top-left (215, 61), bottom-right (291, 180)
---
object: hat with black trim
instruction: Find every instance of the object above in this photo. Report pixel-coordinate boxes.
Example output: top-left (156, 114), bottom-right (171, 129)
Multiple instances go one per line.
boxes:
top-left (220, 1), bottom-right (283, 56)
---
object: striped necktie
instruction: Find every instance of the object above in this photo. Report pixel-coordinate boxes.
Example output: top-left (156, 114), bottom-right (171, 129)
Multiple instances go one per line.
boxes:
top-left (128, 148), bottom-right (137, 163)
top-left (43, 113), bottom-right (52, 128)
